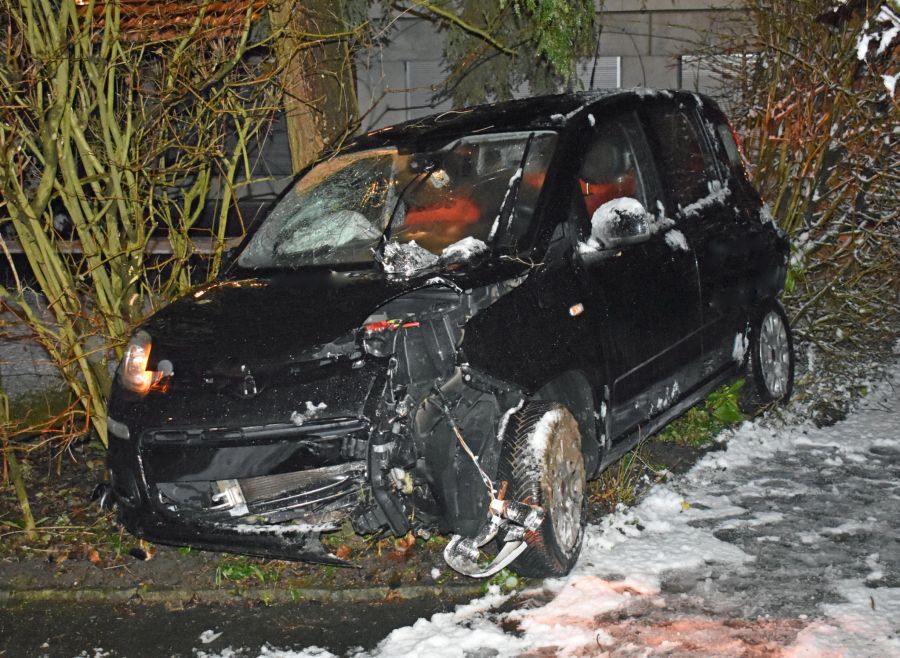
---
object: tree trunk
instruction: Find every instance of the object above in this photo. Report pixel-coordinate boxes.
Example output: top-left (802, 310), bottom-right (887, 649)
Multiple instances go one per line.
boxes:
top-left (272, 0), bottom-right (359, 172)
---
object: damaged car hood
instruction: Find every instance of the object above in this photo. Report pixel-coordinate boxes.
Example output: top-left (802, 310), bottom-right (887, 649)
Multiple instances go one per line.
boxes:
top-left (142, 264), bottom-right (527, 373)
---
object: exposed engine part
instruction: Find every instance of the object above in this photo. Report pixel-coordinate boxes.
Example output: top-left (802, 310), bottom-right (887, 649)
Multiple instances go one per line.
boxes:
top-left (367, 427), bottom-right (411, 536)
top-left (433, 387), bottom-right (497, 500)
top-left (442, 489), bottom-right (545, 578)
top-left (210, 479), bottom-right (249, 516)
top-left (489, 497), bottom-right (543, 531)
top-left (444, 535), bottom-right (529, 579)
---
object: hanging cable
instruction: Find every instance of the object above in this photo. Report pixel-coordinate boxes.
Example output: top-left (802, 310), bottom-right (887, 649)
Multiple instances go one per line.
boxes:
top-left (432, 388), bottom-right (497, 501)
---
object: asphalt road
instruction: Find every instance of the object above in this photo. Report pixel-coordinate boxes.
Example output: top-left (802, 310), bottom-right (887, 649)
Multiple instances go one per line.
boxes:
top-left (0, 594), bottom-right (470, 658)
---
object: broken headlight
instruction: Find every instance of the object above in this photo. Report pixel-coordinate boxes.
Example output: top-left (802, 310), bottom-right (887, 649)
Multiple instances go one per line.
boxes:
top-left (118, 330), bottom-right (173, 394)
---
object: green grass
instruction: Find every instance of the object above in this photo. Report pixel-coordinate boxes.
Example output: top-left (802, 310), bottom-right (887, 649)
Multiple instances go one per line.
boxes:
top-left (588, 443), bottom-right (663, 514)
top-left (656, 380), bottom-right (746, 448)
top-left (215, 557), bottom-right (281, 587)
top-left (480, 567), bottom-right (524, 594)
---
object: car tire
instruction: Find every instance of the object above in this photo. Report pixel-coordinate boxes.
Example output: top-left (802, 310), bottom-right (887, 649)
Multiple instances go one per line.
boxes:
top-left (741, 300), bottom-right (795, 412)
top-left (497, 401), bottom-right (586, 578)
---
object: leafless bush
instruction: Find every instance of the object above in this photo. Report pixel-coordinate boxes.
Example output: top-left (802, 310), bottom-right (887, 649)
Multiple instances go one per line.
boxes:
top-left (704, 0), bottom-right (898, 401)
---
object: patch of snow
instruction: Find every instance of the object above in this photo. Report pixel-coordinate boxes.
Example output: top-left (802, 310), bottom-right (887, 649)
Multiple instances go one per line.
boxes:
top-left (422, 276), bottom-right (463, 294)
top-left (430, 567), bottom-right (441, 580)
top-left (680, 180), bottom-right (730, 218)
top-left (878, 25), bottom-right (899, 54)
top-left (664, 228), bottom-right (688, 251)
top-left (864, 553), bottom-right (883, 584)
top-left (199, 630), bottom-right (223, 644)
top-left (882, 73), bottom-right (898, 96)
top-left (733, 331), bottom-right (749, 364)
top-left (857, 23), bottom-right (873, 60)
top-left (488, 168), bottom-right (523, 240)
top-left (381, 240), bottom-right (438, 276)
top-left (786, 581), bottom-right (900, 657)
top-left (526, 408), bottom-right (563, 470)
top-left (496, 399), bottom-right (525, 442)
top-left (290, 401), bottom-right (327, 426)
top-left (857, 6), bottom-right (899, 61)
top-left (587, 113), bottom-right (596, 126)
top-left (550, 104), bottom-right (590, 123)
top-left (634, 87), bottom-right (672, 98)
top-left (440, 236), bottom-right (488, 263)
top-left (367, 593), bottom-right (528, 658)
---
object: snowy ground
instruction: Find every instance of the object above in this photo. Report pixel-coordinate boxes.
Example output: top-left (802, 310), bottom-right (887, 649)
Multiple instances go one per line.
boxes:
top-left (196, 360), bottom-right (900, 658)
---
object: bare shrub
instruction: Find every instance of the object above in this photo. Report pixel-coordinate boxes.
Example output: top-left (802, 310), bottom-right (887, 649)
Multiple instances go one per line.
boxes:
top-left (702, 1), bottom-right (898, 401)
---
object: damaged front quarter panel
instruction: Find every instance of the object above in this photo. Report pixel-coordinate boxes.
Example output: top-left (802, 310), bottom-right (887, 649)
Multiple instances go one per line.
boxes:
top-left (352, 276), bottom-right (529, 536)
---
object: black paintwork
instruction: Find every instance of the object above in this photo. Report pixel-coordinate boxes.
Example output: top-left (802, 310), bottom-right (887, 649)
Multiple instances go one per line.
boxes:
top-left (106, 89), bottom-right (789, 563)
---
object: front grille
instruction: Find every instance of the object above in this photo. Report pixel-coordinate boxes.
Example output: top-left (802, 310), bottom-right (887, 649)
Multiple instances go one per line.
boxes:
top-left (157, 461), bottom-right (367, 524)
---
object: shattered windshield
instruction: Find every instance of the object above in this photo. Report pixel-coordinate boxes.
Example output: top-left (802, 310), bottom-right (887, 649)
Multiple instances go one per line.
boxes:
top-left (237, 132), bottom-right (557, 272)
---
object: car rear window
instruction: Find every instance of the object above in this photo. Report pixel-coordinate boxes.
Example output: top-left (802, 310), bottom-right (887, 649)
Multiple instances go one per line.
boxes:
top-left (641, 106), bottom-right (716, 210)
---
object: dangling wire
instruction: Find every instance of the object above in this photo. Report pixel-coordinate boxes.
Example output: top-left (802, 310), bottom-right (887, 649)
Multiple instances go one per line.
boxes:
top-left (433, 388), bottom-right (497, 501)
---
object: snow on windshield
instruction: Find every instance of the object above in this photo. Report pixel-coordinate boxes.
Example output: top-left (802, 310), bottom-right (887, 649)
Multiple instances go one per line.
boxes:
top-left (381, 237), bottom-right (489, 276)
top-left (381, 240), bottom-right (439, 276)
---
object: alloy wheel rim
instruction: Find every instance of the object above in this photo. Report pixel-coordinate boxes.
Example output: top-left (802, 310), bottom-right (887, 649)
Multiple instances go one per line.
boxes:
top-left (759, 310), bottom-right (790, 398)
top-left (543, 416), bottom-right (585, 555)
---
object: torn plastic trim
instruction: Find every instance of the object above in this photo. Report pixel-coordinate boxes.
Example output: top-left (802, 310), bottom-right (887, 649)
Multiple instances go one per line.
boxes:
top-left (367, 428), bottom-right (411, 536)
top-left (444, 534), bottom-right (529, 578)
top-left (204, 521), bottom-right (349, 566)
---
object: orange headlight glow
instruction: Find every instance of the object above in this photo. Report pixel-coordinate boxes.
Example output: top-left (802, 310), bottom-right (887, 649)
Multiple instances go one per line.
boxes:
top-left (119, 331), bottom-right (170, 394)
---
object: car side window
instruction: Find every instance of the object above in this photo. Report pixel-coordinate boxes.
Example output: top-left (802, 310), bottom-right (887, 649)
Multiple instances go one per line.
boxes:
top-left (707, 116), bottom-right (752, 185)
top-left (641, 105), bottom-right (717, 210)
top-left (575, 119), bottom-right (648, 220)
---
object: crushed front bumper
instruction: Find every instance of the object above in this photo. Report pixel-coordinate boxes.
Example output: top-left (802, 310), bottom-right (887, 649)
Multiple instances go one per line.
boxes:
top-left (107, 417), bottom-right (372, 564)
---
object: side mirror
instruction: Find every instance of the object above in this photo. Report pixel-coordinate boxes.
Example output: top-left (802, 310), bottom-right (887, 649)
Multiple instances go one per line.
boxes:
top-left (590, 198), bottom-right (652, 249)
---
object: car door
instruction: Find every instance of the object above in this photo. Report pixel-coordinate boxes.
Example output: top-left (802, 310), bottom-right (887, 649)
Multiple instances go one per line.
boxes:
top-left (639, 98), bottom-right (747, 382)
top-left (696, 104), bottom-right (791, 367)
top-left (574, 109), bottom-right (703, 442)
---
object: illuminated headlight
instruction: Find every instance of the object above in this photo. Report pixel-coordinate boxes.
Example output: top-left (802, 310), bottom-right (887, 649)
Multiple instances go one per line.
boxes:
top-left (118, 330), bottom-right (173, 394)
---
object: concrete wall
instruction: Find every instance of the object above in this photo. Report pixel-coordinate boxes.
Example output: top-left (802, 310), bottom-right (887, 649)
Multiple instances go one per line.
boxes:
top-left (356, 0), bottom-right (750, 130)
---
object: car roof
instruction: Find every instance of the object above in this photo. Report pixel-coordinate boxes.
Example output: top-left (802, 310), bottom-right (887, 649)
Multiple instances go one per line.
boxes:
top-left (348, 89), bottom-right (714, 152)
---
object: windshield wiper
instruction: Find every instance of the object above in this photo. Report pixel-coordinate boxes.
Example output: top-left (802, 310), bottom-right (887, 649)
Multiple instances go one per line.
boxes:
top-left (374, 167), bottom-right (437, 266)
top-left (489, 132), bottom-right (535, 253)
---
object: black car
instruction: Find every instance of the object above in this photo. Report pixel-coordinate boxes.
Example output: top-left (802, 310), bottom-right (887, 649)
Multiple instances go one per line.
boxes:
top-left (105, 89), bottom-right (793, 578)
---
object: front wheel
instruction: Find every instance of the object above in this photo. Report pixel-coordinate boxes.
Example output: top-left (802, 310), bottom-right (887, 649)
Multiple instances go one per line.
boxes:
top-left (498, 402), bottom-right (586, 578)
top-left (741, 300), bottom-right (795, 412)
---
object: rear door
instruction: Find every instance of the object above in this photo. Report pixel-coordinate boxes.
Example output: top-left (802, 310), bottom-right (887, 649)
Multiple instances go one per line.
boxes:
top-left (639, 97), bottom-right (747, 381)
